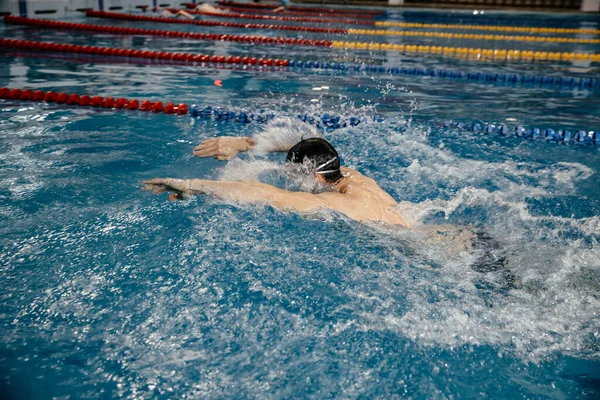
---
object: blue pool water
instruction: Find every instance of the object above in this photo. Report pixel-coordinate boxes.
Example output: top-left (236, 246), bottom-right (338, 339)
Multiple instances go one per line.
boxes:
top-left (1, 7), bottom-right (600, 399)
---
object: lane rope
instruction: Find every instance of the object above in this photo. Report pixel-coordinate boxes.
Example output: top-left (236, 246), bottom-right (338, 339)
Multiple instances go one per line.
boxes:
top-left (189, 105), bottom-right (598, 136)
top-left (376, 21), bottom-right (600, 35)
top-left (79, 12), bottom-right (600, 63)
top-left (4, 38), bottom-right (598, 93)
top-left (432, 121), bottom-right (600, 146)
top-left (0, 38), bottom-right (290, 66)
top-left (287, 59), bottom-right (600, 91)
top-left (165, 8), bottom-right (600, 42)
top-left (331, 41), bottom-right (600, 63)
top-left (3, 16), bottom-right (331, 49)
top-left (1, 88), bottom-right (597, 146)
top-left (0, 87), bottom-right (188, 114)
top-left (6, 17), bottom-right (598, 64)
top-left (173, 106), bottom-right (600, 146)
top-left (347, 28), bottom-right (600, 44)
top-left (85, 10), bottom-right (347, 34)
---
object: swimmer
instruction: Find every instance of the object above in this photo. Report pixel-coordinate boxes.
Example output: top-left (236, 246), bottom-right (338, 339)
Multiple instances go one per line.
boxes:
top-left (157, 7), bottom-right (195, 19)
top-left (143, 134), bottom-right (517, 288)
top-left (273, 0), bottom-right (290, 13)
top-left (193, 3), bottom-right (229, 14)
top-left (157, 3), bottom-right (227, 19)
top-left (144, 137), bottom-right (409, 226)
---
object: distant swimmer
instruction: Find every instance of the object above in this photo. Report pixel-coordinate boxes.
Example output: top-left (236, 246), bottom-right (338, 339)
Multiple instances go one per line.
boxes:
top-left (193, 3), bottom-right (229, 14)
top-left (273, 0), bottom-right (290, 13)
top-left (142, 129), bottom-right (517, 288)
top-left (157, 7), bottom-right (195, 19)
top-left (157, 3), bottom-right (228, 19)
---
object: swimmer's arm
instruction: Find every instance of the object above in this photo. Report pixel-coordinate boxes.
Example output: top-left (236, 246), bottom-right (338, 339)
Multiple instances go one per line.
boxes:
top-left (193, 137), bottom-right (257, 160)
top-left (142, 178), bottom-right (328, 212)
top-left (193, 136), bottom-right (292, 160)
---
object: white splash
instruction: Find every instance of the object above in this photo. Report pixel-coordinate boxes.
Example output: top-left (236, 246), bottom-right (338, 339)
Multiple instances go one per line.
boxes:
top-left (250, 117), bottom-right (322, 155)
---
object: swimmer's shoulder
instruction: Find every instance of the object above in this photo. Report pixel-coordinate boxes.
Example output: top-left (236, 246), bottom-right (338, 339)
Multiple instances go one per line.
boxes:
top-left (340, 167), bottom-right (383, 192)
top-left (340, 167), bottom-right (373, 183)
top-left (340, 166), bottom-right (360, 176)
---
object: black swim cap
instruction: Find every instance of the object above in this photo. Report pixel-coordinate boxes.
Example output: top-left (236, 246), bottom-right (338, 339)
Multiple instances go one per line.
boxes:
top-left (286, 138), bottom-right (343, 183)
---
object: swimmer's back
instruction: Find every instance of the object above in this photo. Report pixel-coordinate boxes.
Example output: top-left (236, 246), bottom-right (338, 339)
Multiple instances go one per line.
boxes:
top-left (313, 167), bottom-right (408, 226)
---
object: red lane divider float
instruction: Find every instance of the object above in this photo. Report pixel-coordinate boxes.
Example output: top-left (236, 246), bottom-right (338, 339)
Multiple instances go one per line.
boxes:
top-left (85, 10), bottom-right (347, 34)
top-left (160, 7), bottom-right (375, 25)
top-left (208, 4), bottom-right (375, 19)
top-left (0, 38), bottom-right (291, 67)
top-left (216, 1), bottom-right (385, 16)
top-left (0, 86), bottom-right (189, 115)
top-left (3, 16), bottom-right (332, 48)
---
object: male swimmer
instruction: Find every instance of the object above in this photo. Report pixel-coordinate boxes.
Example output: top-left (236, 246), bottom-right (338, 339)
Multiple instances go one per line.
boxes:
top-left (144, 137), bottom-right (409, 226)
top-left (158, 2), bottom-right (227, 19)
top-left (143, 132), bottom-right (517, 288)
top-left (273, 0), bottom-right (290, 13)
top-left (193, 2), bottom-right (229, 14)
top-left (158, 7), bottom-right (195, 19)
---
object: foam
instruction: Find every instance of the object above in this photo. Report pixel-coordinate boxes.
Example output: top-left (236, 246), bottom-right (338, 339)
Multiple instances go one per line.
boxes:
top-left (213, 120), bottom-right (599, 364)
top-left (211, 120), bottom-right (596, 361)
top-left (331, 124), bottom-right (600, 362)
top-left (0, 124), bottom-right (57, 200)
top-left (216, 117), bottom-right (339, 193)
top-left (2, 113), bottom-right (599, 399)
top-left (383, 246), bottom-right (600, 362)
top-left (250, 116), bottom-right (322, 155)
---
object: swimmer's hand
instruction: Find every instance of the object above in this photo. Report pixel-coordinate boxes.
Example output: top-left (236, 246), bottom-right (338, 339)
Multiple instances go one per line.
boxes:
top-left (193, 136), bottom-right (255, 160)
top-left (142, 178), bottom-right (196, 201)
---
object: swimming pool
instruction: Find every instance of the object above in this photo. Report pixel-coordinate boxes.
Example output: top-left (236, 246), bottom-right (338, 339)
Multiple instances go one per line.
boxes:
top-left (1, 6), bottom-right (599, 398)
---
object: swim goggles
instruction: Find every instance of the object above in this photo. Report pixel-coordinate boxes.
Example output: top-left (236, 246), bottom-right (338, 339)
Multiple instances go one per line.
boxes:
top-left (314, 156), bottom-right (338, 175)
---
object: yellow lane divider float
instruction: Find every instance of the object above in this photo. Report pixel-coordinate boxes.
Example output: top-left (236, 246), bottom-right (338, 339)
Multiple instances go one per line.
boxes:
top-left (330, 41), bottom-right (600, 63)
top-left (375, 21), bottom-right (600, 35)
top-left (348, 28), bottom-right (600, 44)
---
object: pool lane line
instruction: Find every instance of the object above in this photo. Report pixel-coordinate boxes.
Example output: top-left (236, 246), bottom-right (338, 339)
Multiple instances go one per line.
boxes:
top-left (331, 41), bottom-right (600, 63)
top-left (180, 105), bottom-right (600, 146)
top-left (159, 8), bottom-right (375, 26)
top-left (165, 106), bottom-right (600, 146)
top-left (432, 121), bottom-right (599, 146)
top-left (0, 87), bottom-right (189, 114)
top-left (376, 21), bottom-right (600, 35)
top-left (347, 28), bottom-right (600, 45)
top-left (0, 38), bottom-right (290, 66)
top-left (78, 12), bottom-right (600, 63)
top-left (2, 39), bottom-right (598, 93)
top-left (81, 14), bottom-right (600, 63)
top-left (183, 6), bottom-right (600, 45)
top-left (3, 16), bottom-right (331, 49)
top-left (216, 1), bottom-right (386, 16)
top-left (1, 89), bottom-right (597, 146)
top-left (86, 10), bottom-right (598, 46)
top-left (158, 8), bottom-right (600, 44)
top-left (288, 60), bottom-right (600, 91)
top-left (85, 10), bottom-right (347, 34)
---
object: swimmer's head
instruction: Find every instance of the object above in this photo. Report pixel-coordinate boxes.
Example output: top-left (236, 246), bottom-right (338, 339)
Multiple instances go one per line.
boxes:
top-left (286, 138), bottom-right (343, 183)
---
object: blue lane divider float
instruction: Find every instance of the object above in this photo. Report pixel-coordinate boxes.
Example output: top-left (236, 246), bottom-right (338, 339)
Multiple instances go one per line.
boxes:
top-left (286, 60), bottom-right (600, 91)
top-left (189, 105), bottom-right (600, 146)
top-left (441, 121), bottom-right (599, 145)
